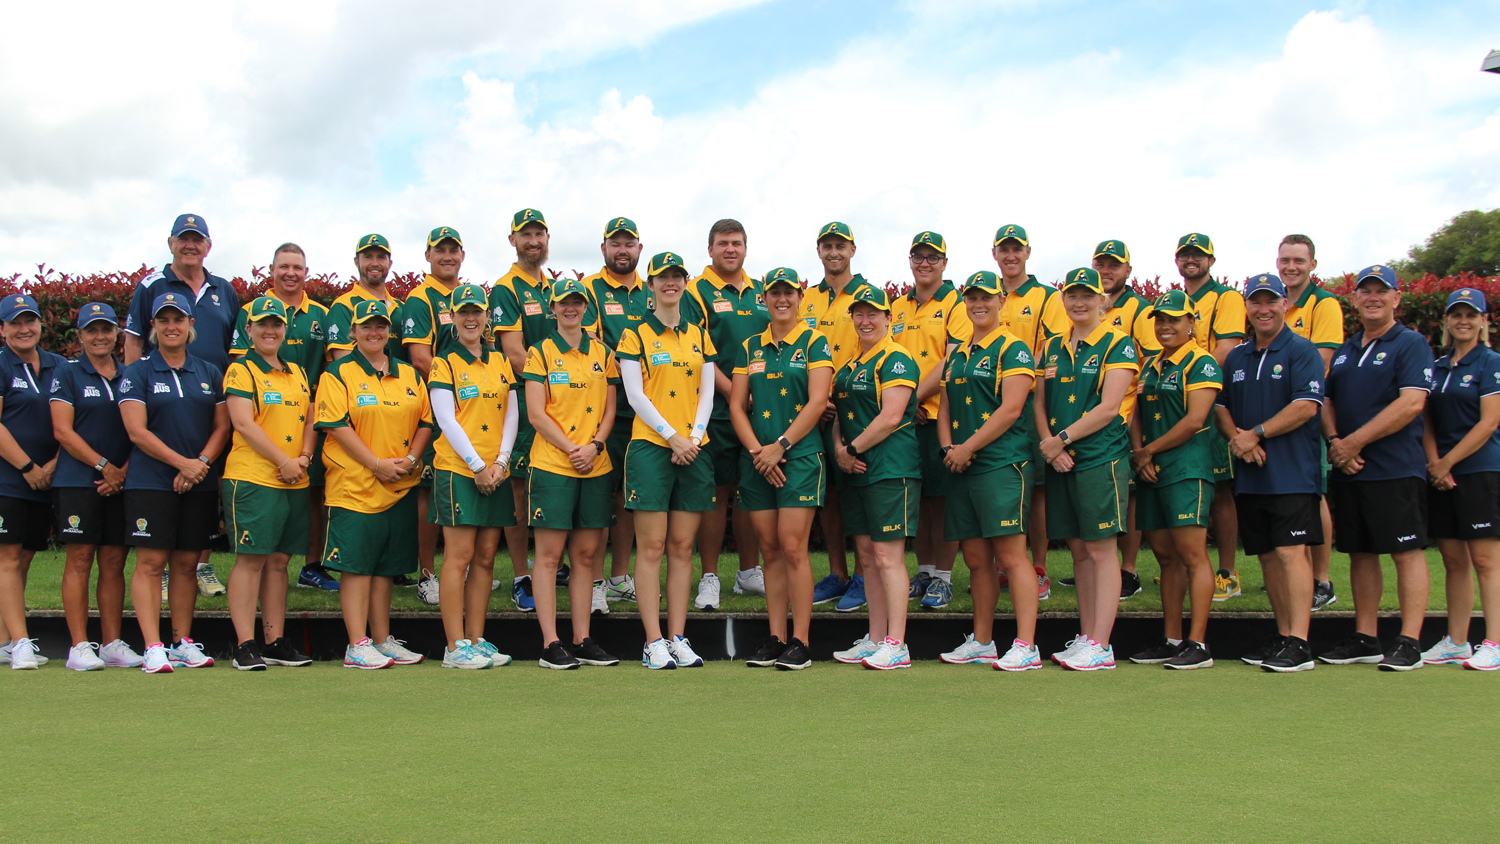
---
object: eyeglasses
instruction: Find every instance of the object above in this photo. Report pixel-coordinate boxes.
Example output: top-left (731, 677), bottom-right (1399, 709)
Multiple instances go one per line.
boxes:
top-left (909, 254), bottom-right (945, 265)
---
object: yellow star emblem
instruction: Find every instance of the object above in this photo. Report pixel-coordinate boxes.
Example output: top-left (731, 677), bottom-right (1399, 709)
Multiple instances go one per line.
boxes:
top-left (1154, 412), bottom-right (1162, 421)
top-left (1050, 417), bottom-right (1057, 426)
top-left (951, 421), bottom-right (959, 429)
top-left (793, 404), bottom-right (804, 411)
top-left (980, 412), bottom-right (991, 420)
top-left (964, 396), bottom-right (972, 405)
top-left (846, 412), bottom-right (854, 420)
top-left (780, 388), bottom-right (787, 396)
top-left (1067, 395), bottom-right (1076, 403)
top-left (762, 410), bottom-right (771, 418)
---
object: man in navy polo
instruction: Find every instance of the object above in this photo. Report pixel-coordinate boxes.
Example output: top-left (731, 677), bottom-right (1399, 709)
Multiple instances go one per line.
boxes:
top-left (1321, 264), bottom-right (1434, 671)
top-left (124, 214), bottom-right (240, 373)
top-left (1214, 273), bottom-right (1325, 672)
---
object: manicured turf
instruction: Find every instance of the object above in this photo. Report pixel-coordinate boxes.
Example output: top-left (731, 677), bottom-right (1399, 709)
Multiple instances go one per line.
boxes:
top-left (6, 659), bottom-right (1495, 843)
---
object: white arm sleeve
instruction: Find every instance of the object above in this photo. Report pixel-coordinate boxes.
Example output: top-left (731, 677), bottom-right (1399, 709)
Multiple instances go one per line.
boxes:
top-left (430, 389), bottom-right (486, 472)
top-left (692, 362), bottom-right (715, 439)
top-left (498, 388), bottom-right (519, 462)
top-left (620, 358), bottom-right (677, 440)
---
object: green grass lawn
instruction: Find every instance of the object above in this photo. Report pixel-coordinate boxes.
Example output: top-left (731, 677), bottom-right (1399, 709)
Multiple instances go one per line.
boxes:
top-left (5, 660), bottom-right (1495, 843)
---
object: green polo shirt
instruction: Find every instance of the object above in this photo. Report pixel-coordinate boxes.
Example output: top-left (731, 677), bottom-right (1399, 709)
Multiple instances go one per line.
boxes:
top-left (682, 266), bottom-right (769, 420)
top-left (231, 291), bottom-right (328, 385)
top-left (402, 274), bottom-right (469, 359)
top-left (1138, 344), bottom-right (1224, 485)
top-left (1039, 323), bottom-right (1139, 470)
top-left (941, 326), bottom-right (1036, 474)
top-left (832, 335), bottom-right (919, 486)
top-left (733, 323), bottom-right (834, 459)
top-left (324, 286), bottom-right (406, 362)
top-left (582, 267), bottom-right (650, 419)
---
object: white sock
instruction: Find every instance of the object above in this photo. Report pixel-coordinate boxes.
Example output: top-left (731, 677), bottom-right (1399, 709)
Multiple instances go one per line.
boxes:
top-left (933, 570), bottom-right (953, 583)
top-left (918, 565), bottom-right (937, 576)
top-left (1167, 637), bottom-right (1183, 646)
top-left (607, 575), bottom-right (630, 585)
top-left (515, 574), bottom-right (531, 583)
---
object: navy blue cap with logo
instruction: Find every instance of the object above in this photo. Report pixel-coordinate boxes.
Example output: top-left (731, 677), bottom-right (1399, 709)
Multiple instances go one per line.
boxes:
top-left (1243, 273), bottom-right (1287, 300)
top-left (0, 294), bottom-right (40, 323)
top-left (1444, 288), bottom-right (1488, 314)
top-left (151, 292), bottom-right (194, 319)
top-left (77, 301), bottom-right (118, 329)
top-left (170, 213), bottom-right (210, 239)
top-left (1355, 264), bottom-right (1400, 292)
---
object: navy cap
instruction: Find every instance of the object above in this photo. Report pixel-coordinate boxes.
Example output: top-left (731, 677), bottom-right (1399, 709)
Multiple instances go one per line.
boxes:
top-left (0, 294), bottom-right (40, 323)
top-left (1243, 272), bottom-right (1288, 300)
top-left (1445, 288), bottom-right (1488, 314)
top-left (77, 301), bottom-right (118, 329)
top-left (170, 213), bottom-right (210, 239)
top-left (151, 292), bottom-right (194, 318)
top-left (1356, 264), bottom-right (1400, 291)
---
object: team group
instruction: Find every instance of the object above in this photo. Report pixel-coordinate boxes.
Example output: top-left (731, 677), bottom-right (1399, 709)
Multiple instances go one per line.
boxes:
top-left (1, 211), bottom-right (1497, 673)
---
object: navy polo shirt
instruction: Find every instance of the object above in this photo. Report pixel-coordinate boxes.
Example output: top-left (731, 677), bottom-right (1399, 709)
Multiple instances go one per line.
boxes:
top-left (1216, 326), bottom-right (1325, 495)
top-left (1428, 344), bottom-right (1500, 475)
top-left (118, 353), bottom-right (225, 492)
top-left (1326, 322), bottom-right (1434, 483)
top-left (124, 265), bottom-right (240, 372)
top-left (48, 355), bottom-right (131, 489)
top-left (0, 345), bottom-right (67, 501)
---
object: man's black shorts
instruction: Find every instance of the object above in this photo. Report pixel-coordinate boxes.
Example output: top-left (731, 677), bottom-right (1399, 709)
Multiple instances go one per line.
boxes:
top-left (1329, 476), bottom-right (1427, 555)
top-left (123, 489), bottom-right (219, 551)
top-left (0, 495), bottom-right (52, 551)
top-left (54, 486), bottom-right (126, 546)
top-left (1237, 493), bottom-right (1323, 556)
top-left (1428, 471), bottom-right (1500, 541)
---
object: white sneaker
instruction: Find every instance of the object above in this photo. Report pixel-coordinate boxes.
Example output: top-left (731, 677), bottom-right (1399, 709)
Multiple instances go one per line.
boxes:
top-left (1060, 640), bottom-right (1117, 671)
top-left (693, 573), bottom-right (721, 610)
top-left (1050, 633), bottom-right (1087, 665)
top-left (861, 637), bottom-right (912, 670)
top-left (642, 637), bottom-right (677, 670)
top-left (1422, 635), bottom-right (1474, 665)
top-left (668, 635), bottom-right (704, 667)
top-left (442, 639), bottom-right (492, 669)
top-left (733, 566), bottom-right (767, 596)
top-left (940, 633), bottom-right (999, 664)
top-left (8, 637), bottom-right (39, 670)
top-left (491, 579), bottom-right (501, 591)
top-left (1464, 639), bottom-right (1500, 671)
top-left (591, 580), bottom-right (609, 615)
top-left (66, 642), bottom-right (105, 671)
top-left (417, 571), bottom-right (440, 606)
top-left (474, 638), bottom-right (512, 667)
top-left (160, 571), bottom-right (169, 604)
top-left (168, 638), bottom-right (214, 668)
top-left (994, 639), bottom-right (1043, 671)
top-left (375, 636), bottom-right (425, 665)
top-left (343, 637), bottom-right (393, 669)
top-left (100, 639), bottom-right (145, 668)
top-left (604, 575), bottom-right (636, 603)
top-left (196, 564), bottom-right (226, 596)
top-left (141, 643), bottom-right (174, 673)
top-left (833, 635), bottom-right (880, 664)
top-left (0, 639), bottom-right (46, 665)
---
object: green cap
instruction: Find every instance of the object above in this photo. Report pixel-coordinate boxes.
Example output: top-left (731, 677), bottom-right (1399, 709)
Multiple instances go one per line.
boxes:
top-left (356, 233), bottom-right (390, 254)
top-left (647, 251), bottom-right (687, 277)
top-left (451, 284), bottom-right (487, 310)
top-left (850, 285), bottom-right (892, 313)
top-left (1093, 240), bottom-right (1131, 263)
top-left (511, 208), bottom-right (547, 233)
top-left (352, 299), bottom-right (392, 324)
top-left (993, 224), bottom-right (1029, 246)
top-left (817, 221), bottom-right (854, 243)
top-left (963, 271), bottom-right (1003, 295)
top-left (246, 296), bottom-right (288, 323)
top-left (603, 216), bottom-right (639, 239)
top-left (427, 226), bottom-right (462, 248)
top-left (911, 231), bottom-right (947, 255)
top-left (549, 278), bottom-right (589, 304)
top-left (1060, 267), bottom-right (1104, 295)
top-left (1176, 232), bottom-right (1214, 256)
top-left (764, 267), bottom-right (802, 289)
top-left (1150, 289), bottom-right (1194, 318)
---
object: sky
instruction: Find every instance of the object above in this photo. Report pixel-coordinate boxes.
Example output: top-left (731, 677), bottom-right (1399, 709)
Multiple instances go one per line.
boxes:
top-left (2, 0), bottom-right (1498, 288)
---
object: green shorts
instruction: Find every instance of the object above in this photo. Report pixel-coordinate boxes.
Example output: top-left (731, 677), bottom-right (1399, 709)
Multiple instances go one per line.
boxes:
top-left (509, 424), bottom-right (535, 477)
top-left (221, 479), bottom-right (310, 556)
top-left (322, 491), bottom-right (418, 577)
top-left (606, 418), bottom-right (632, 493)
top-left (943, 463), bottom-right (1031, 541)
top-left (429, 468), bottom-right (518, 528)
top-left (916, 423), bottom-right (951, 498)
top-left (1137, 478), bottom-right (1214, 532)
top-left (1026, 394), bottom-right (1045, 488)
top-left (738, 452), bottom-right (826, 511)
top-left (308, 434), bottom-right (326, 487)
top-left (417, 444), bottom-right (436, 489)
top-left (527, 468), bottom-right (616, 530)
top-left (1209, 430), bottom-right (1234, 482)
top-left (1045, 457), bottom-right (1129, 541)
top-left (623, 440), bottom-right (716, 513)
top-left (840, 477), bottom-right (920, 541)
top-left (705, 417), bottom-right (742, 487)
top-left (821, 422), bottom-right (847, 491)
top-left (1320, 439), bottom-right (1329, 495)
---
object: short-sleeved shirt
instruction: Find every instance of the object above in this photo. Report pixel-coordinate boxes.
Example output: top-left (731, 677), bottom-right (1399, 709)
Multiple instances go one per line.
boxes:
top-left (428, 346), bottom-right (517, 477)
top-left (0, 346), bottom-right (66, 501)
top-left (491, 264), bottom-right (573, 343)
top-left (682, 266), bottom-right (769, 419)
top-left (1038, 324), bottom-right (1139, 470)
top-left (1184, 278), bottom-right (1247, 355)
top-left (801, 274), bottom-right (878, 373)
top-left (1107, 288), bottom-right (1161, 355)
top-left (49, 355), bottom-right (130, 489)
top-left (522, 331), bottom-right (620, 479)
top-left (1216, 327), bottom-right (1326, 495)
top-left (1138, 344), bottom-right (1223, 485)
top-left (581, 268), bottom-right (650, 419)
top-left (832, 335), bottom-right (919, 486)
top-left (402, 275), bottom-right (469, 358)
top-left (734, 323), bottom-right (834, 459)
top-left (941, 326), bottom-right (1035, 473)
top-left (1285, 283), bottom-right (1346, 364)
top-left (998, 276), bottom-right (1069, 395)
top-left (315, 349), bottom-right (433, 513)
top-left (616, 314), bottom-right (716, 448)
top-left (231, 290), bottom-right (328, 385)
top-left (324, 286), bottom-right (406, 362)
top-left (891, 281), bottom-right (973, 418)
top-left (118, 353), bottom-right (226, 492)
top-left (124, 265), bottom-right (240, 373)
top-left (1429, 345), bottom-right (1500, 475)
top-left (1326, 322), bottom-right (1434, 483)
top-left (223, 352), bottom-right (311, 489)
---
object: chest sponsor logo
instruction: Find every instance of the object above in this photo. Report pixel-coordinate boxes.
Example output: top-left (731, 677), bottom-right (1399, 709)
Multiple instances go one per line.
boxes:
top-left (748, 361), bottom-right (766, 375)
top-left (605, 304), bottom-right (625, 315)
top-left (153, 382), bottom-right (172, 394)
top-left (523, 302), bottom-right (543, 316)
top-left (458, 385), bottom-right (480, 400)
top-left (713, 300), bottom-right (734, 313)
top-left (592, 361), bottom-right (605, 375)
top-left (262, 392), bottom-right (283, 405)
top-left (1374, 352), bottom-right (1387, 366)
top-left (438, 312), bottom-right (453, 325)
top-left (1045, 366), bottom-right (1058, 378)
top-left (1019, 305), bottom-right (1032, 316)
top-left (10, 377), bottom-right (27, 390)
top-left (356, 394), bottom-right (378, 407)
top-left (649, 352), bottom-right (672, 367)
top-left (549, 372), bottom-right (570, 385)
top-left (789, 349), bottom-right (806, 368)
top-left (1462, 374), bottom-right (1474, 386)
top-left (853, 369), bottom-right (870, 390)
top-left (891, 324), bottom-right (905, 334)
top-left (1272, 364), bottom-right (1283, 380)
top-left (1162, 371), bottom-right (1180, 390)
top-left (83, 385), bottom-right (101, 398)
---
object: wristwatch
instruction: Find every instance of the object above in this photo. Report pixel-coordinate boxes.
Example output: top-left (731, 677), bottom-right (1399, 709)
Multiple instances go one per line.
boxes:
top-left (940, 445), bottom-right (954, 456)
top-left (197, 454), bottom-right (212, 466)
top-left (592, 440), bottom-right (605, 455)
top-left (18, 461), bottom-right (33, 474)
top-left (845, 444), bottom-right (860, 459)
top-left (777, 436), bottom-right (793, 450)
top-left (1253, 423), bottom-right (1267, 439)
top-left (1058, 430), bottom-right (1072, 445)
top-left (94, 457), bottom-right (109, 472)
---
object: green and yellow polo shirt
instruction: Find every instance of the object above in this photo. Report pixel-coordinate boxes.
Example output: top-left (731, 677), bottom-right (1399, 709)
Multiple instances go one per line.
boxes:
top-left (682, 266), bottom-right (769, 419)
top-left (1106, 287), bottom-right (1160, 355)
top-left (324, 286), bottom-right (405, 362)
top-left (941, 326), bottom-right (1035, 474)
top-left (222, 351), bottom-right (312, 489)
top-left (1038, 324), bottom-right (1139, 470)
top-left (998, 275), bottom-right (1070, 360)
top-left (231, 290), bottom-right (328, 381)
top-left (1184, 278), bottom-right (1247, 354)
top-left (315, 349), bottom-right (433, 513)
top-left (1138, 343), bottom-right (1224, 485)
top-left (521, 331), bottom-right (619, 479)
top-left (1285, 283), bottom-right (1345, 364)
top-left (734, 323), bottom-right (834, 458)
top-left (832, 334), bottom-right (919, 486)
top-left (581, 267), bottom-right (650, 418)
top-left (891, 281), bottom-right (974, 418)
top-left (616, 313), bottom-right (716, 448)
top-left (800, 274), bottom-right (878, 372)
top-left (428, 346), bottom-right (516, 478)
top-left (402, 274), bottom-right (469, 358)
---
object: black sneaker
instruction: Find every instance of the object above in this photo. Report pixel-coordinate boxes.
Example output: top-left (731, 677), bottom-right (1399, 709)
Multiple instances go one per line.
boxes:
top-left (1318, 633), bottom-right (1383, 665)
top-left (393, 574), bottom-right (419, 587)
top-left (745, 636), bottom-right (787, 667)
top-left (775, 638), bottom-right (812, 670)
top-left (1377, 635), bottom-right (1424, 672)
top-left (1261, 636), bottom-right (1315, 672)
top-left (1164, 640), bottom-right (1213, 670)
top-left (556, 563), bottom-right (572, 587)
top-left (232, 640), bottom-right (267, 671)
top-left (1129, 638), bottom-right (1184, 664)
top-left (1240, 635), bottom-right (1286, 666)
top-left (539, 640), bottom-right (580, 670)
top-left (263, 637), bottom-right (312, 667)
top-left (1059, 576), bottom-right (1077, 587)
top-left (1120, 570), bottom-right (1142, 600)
top-left (1311, 580), bottom-right (1338, 612)
top-left (571, 637), bottom-right (619, 667)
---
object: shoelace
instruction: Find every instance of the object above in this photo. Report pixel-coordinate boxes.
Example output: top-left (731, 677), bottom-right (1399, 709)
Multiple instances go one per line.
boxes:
top-left (199, 569), bottom-right (223, 585)
top-left (77, 641), bottom-right (100, 655)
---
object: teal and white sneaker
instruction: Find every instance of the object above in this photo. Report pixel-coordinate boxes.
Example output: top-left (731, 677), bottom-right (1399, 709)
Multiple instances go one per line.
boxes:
top-left (668, 635), bottom-right (704, 667)
top-left (375, 636), bottom-right (425, 665)
top-left (343, 637), bottom-right (394, 669)
top-left (832, 635), bottom-right (879, 664)
top-left (1464, 639), bottom-right (1500, 671)
top-left (993, 639), bottom-right (1043, 671)
top-left (474, 638), bottom-right (512, 667)
top-left (168, 638), bottom-right (214, 668)
top-left (861, 637), bottom-right (911, 670)
top-left (939, 633), bottom-right (998, 664)
top-left (141, 643), bottom-right (174, 674)
top-left (442, 640), bottom-right (492, 669)
top-left (1050, 633), bottom-right (1088, 666)
top-left (1060, 640), bottom-right (1116, 671)
top-left (920, 577), bottom-right (953, 609)
top-left (642, 638), bottom-right (677, 670)
top-left (100, 639), bottom-right (144, 668)
top-left (1421, 635), bottom-right (1473, 665)
top-left (604, 575), bottom-right (636, 603)
top-left (66, 642), bottom-right (105, 671)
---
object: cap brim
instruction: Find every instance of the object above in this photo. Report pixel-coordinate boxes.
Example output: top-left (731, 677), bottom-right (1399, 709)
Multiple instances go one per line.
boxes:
top-left (766, 279), bottom-right (801, 290)
top-left (79, 314), bottom-right (117, 327)
top-left (1356, 274), bottom-right (1395, 288)
top-left (352, 314), bottom-right (390, 324)
top-left (963, 285), bottom-right (1002, 296)
top-left (604, 228), bottom-right (638, 239)
top-left (171, 229), bottom-right (208, 239)
top-left (817, 232), bottom-right (854, 243)
top-left (1061, 282), bottom-right (1104, 294)
top-left (1244, 286), bottom-right (1286, 299)
top-left (3, 307), bottom-right (40, 321)
top-left (358, 244), bottom-right (391, 254)
top-left (1445, 300), bottom-right (1486, 314)
top-left (1175, 245), bottom-right (1212, 256)
top-left (247, 312), bottom-right (287, 322)
top-left (152, 305), bottom-right (191, 317)
top-left (427, 237), bottom-right (462, 248)
top-left (1092, 252), bottom-right (1128, 262)
top-left (1150, 308), bottom-right (1193, 318)
top-left (994, 236), bottom-right (1028, 247)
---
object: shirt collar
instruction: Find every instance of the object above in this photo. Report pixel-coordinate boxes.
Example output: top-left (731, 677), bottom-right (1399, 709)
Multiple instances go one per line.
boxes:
top-left (1079, 321), bottom-right (1112, 348)
top-left (757, 321), bottom-right (809, 348)
top-left (246, 350), bottom-right (288, 373)
top-left (643, 311), bottom-right (688, 337)
top-left (1352, 321), bottom-right (1408, 347)
top-left (1152, 342), bottom-right (1195, 371)
top-left (816, 273), bottom-right (868, 299)
top-left (597, 268), bottom-right (642, 290)
top-left (268, 288), bottom-right (310, 314)
top-left (452, 344), bottom-right (489, 366)
top-left (508, 264), bottom-right (546, 289)
top-left (700, 266), bottom-right (753, 292)
top-left (968, 325), bottom-right (1008, 352)
top-left (1291, 282), bottom-right (1318, 309)
top-left (1186, 278), bottom-right (1221, 303)
top-left (150, 352), bottom-right (199, 373)
top-left (854, 333), bottom-right (897, 365)
top-left (350, 347), bottom-right (393, 377)
top-left (548, 329), bottom-right (592, 356)
top-left (78, 355), bottom-right (121, 378)
top-left (1439, 344), bottom-right (1487, 370)
top-left (1254, 324), bottom-right (1295, 353)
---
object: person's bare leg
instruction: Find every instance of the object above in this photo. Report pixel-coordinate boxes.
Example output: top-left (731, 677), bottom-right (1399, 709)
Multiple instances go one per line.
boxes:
top-left (1349, 551), bottom-right (1383, 638)
top-left (464, 529), bottom-right (501, 642)
top-left (338, 573), bottom-right (371, 644)
top-left (1175, 526), bottom-right (1213, 644)
top-left (227, 553), bottom-right (267, 644)
top-left (96, 545), bottom-right (128, 645)
top-left (259, 552), bottom-right (291, 643)
top-left (307, 485), bottom-right (326, 571)
top-left (1311, 496), bottom-right (1333, 585)
top-left (822, 489), bottom-right (850, 580)
top-left (1262, 550), bottom-right (1290, 636)
top-left (532, 528), bottom-right (567, 645)
top-left (751, 509), bottom-right (787, 641)
top-left (960, 539), bottom-right (997, 645)
top-left (1211, 482), bottom-right (1237, 577)
top-left (609, 494), bottom-right (634, 578)
top-left (855, 535), bottom-right (885, 641)
top-left (1273, 545), bottom-right (1313, 641)
top-left (166, 549), bottom-right (199, 643)
top-left (1084, 538), bottom-right (1122, 647)
top-left (367, 576), bottom-right (394, 643)
top-left (1069, 538), bottom-right (1094, 635)
top-left (872, 538), bottom-right (909, 642)
top-left (506, 476), bottom-right (531, 580)
top-left (1472, 539), bottom-right (1500, 642)
top-left (416, 487), bottom-right (439, 580)
top-left (1392, 548), bottom-right (1430, 641)
top-left (779, 508), bottom-right (817, 644)
top-left (61, 544), bottom-right (98, 645)
top-left (440, 526), bottom-right (478, 648)
top-left (997, 534), bottom-right (1037, 645)
top-left (698, 490), bottom-right (730, 578)
top-left (1120, 493), bottom-right (1141, 576)
top-left (633, 511), bottom-right (668, 642)
top-left (567, 529), bottom-right (602, 644)
top-left (733, 503), bottom-right (759, 575)
top-left (665, 512), bottom-right (702, 639)
top-left (1029, 486), bottom-right (1049, 578)
top-left (1150, 530), bottom-right (1184, 641)
top-left (130, 548), bottom-right (169, 644)
top-left (1437, 538), bottom-right (1474, 643)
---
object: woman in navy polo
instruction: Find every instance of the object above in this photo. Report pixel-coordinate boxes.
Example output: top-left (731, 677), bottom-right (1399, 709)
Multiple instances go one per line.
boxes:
top-left (1422, 288), bottom-right (1500, 671)
top-left (0, 295), bottom-right (67, 670)
top-left (50, 303), bottom-right (140, 671)
top-left (118, 292), bottom-right (231, 674)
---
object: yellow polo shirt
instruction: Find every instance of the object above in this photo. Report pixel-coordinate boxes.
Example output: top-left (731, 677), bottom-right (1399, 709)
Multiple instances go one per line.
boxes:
top-left (891, 281), bottom-right (973, 417)
top-left (1184, 278), bottom-right (1247, 356)
top-left (1285, 283), bottom-right (1345, 367)
top-left (315, 350), bottom-right (433, 513)
top-left (800, 274), bottom-right (879, 372)
top-left (522, 331), bottom-right (620, 478)
top-left (616, 313), bottom-right (716, 448)
top-left (428, 346), bottom-right (517, 477)
top-left (222, 352), bottom-right (312, 489)
top-left (998, 275), bottom-right (1070, 383)
top-left (1105, 287), bottom-right (1159, 420)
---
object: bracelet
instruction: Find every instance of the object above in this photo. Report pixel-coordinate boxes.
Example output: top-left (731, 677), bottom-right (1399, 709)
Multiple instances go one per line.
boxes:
top-left (370, 457), bottom-right (381, 471)
top-left (277, 458), bottom-right (290, 470)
